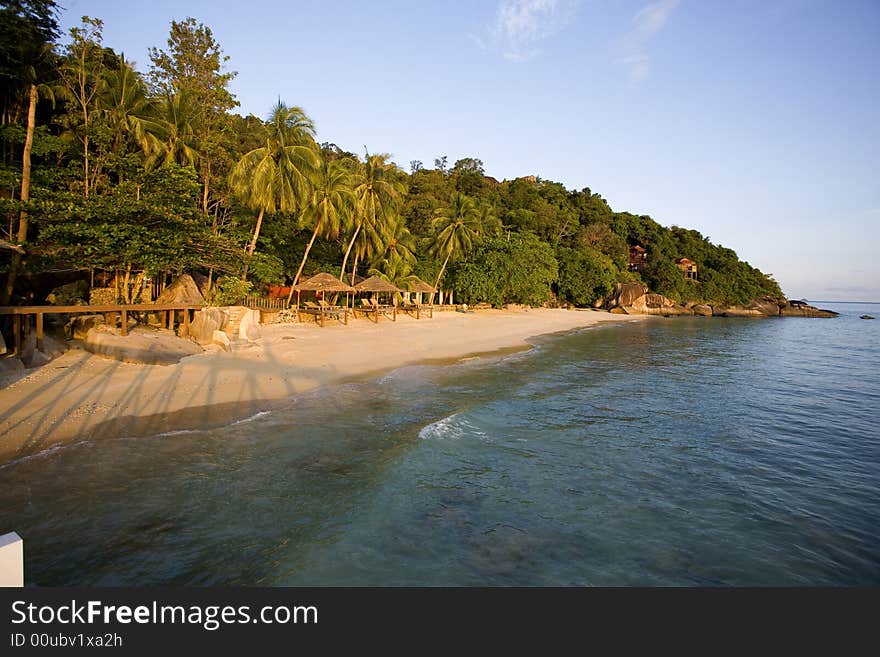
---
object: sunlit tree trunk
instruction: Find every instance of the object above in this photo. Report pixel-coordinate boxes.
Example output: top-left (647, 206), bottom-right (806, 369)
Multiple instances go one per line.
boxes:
top-left (1, 84), bottom-right (37, 305)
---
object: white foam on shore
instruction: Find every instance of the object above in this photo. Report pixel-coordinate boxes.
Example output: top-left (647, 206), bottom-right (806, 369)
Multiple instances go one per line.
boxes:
top-left (0, 439), bottom-right (93, 470)
top-left (229, 410), bottom-right (271, 426)
top-left (419, 413), bottom-right (487, 441)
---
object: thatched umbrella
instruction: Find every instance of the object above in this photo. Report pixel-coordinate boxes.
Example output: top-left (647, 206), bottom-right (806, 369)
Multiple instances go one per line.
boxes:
top-left (406, 278), bottom-right (435, 295)
top-left (354, 276), bottom-right (402, 294)
top-left (353, 276), bottom-right (401, 322)
top-left (293, 272), bottom-right (356, 317)
top-left (402, 278), bottom-right (435, 319)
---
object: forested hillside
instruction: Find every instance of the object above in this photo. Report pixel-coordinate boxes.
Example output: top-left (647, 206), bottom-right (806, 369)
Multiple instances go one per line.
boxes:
top-left (1, 4), bottom-right (783, 308)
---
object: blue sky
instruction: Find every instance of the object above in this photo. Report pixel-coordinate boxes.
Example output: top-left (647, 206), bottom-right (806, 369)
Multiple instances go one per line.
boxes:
top-left (59, 0), bottom-right (880, 301)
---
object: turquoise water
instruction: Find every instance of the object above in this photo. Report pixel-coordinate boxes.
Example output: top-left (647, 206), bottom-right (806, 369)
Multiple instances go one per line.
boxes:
top-left (1, 303), bottom-right (878, 586)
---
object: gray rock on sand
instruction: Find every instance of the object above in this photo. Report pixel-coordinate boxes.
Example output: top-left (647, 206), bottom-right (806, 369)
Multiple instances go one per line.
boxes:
top-left (609, 282), bottom-right (649, 308)
top-left (155, 274), bottom-right (206, 305)
top-left (692, 304), bottom-right (713, 316)
top-left (189, 308), bottom-right (228, 344)
top-left (211, 329), bottom-right (230, 352)
top-left (238, 309), bottom-right (262, 342)
top-left (66, 314), bottom-right (105, 339)
top-left (0, 358), bottom-right (24, 387)
top-left (84, 325), bottom-right (202, 365)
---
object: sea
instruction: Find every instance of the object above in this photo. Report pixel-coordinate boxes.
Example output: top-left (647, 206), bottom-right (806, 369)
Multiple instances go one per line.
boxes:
top-left (1, 301), bottom-right (878, 586)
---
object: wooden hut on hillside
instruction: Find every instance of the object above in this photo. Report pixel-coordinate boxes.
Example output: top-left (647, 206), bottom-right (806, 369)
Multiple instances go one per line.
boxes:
top-left (676, 258), bottom-right (698, 280)
top-left (628, 244), bottom-right (648, 272)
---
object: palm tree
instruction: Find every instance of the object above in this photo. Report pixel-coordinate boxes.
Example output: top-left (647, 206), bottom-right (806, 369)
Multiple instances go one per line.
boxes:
top-left (429, 194), bottom-right (498, 302)
top-left (229, 101), bottom-right (318, 268)
top-left (100, 55), bottom-right (150, 154)
top-left (376, 214), bottom-right (417, 266)
top-left (368, 251), bottom-right (419, 304)
top-left (142, 90), bottom-right (201, 169)
top-left (0, 24), bottom-right (57, 305)
top-left (285, 156), bottom-right (355, 305)
top-left (340, 151), bottom-right (405, 283)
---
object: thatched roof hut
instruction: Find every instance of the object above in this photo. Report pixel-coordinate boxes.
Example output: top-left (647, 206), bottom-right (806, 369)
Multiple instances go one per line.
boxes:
top-left (406, 278), bottom-right (435, 294)
top-left (354, 276), bottom-right (401, 293)
top-left (294, 272), bottom-right (356, 293)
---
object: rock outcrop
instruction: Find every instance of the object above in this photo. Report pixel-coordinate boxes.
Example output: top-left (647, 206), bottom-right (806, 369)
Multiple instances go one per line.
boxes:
top-left (188, 308), bottom-right (229, 344)
top-left (45, 280), bottom-right (88, 305)
top-left (83, 325), bottom-right (202, 365)
top-left (607, 284), bottom-right (692, 316)
top-left (238, 309), bottom-right (262, 342)
top-left (155, 274), bottom-right (206, 305)
top-left (0, 358), bottom-right (24, 387)
top-left (66, 314), bottom-right (105, 339)
top-left (778, 301), bottom-right (838, 318)
top-left (605, 286), bottom-right (836, 319)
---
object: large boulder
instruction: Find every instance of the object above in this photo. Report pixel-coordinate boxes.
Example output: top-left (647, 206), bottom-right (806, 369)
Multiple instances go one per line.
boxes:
top-left (609, 282), bottom-right (648, 308)
top-left (692, 304), bottom-right (713, 316)
top-left (751, 297), bottom-right (785, 316)
top-left (45, 280), bottom-right (88, 305)
top-left (89, 287), bottom-right (117, 305)
top-left (779, 302), bottom-right (838, 318)
top-left (189, 308), bottom-right (228, 344)
top-left (0, 358), bottom-right (25, 388)
top-left (238, 308), bottom-right (262, 342)
top-left (622, 292), bottom-right (685, 315)
top-left (155, 274), bottom-right (206, 305)
top-left (83, 325), bottom-right (202, 365)
top-left (211, 329), bottom-right (230, 352)
top-left (714, 306), bottom-right (764, 317)
top-left (66, 314), bottom-right (105, 339)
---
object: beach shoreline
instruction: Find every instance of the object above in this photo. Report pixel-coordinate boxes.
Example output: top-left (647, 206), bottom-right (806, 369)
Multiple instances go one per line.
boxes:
top-left (0, 308), bottom-right (647, 465)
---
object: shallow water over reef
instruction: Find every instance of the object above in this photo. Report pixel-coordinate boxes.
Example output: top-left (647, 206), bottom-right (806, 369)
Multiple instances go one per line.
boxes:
top-left (1, 303), bottom-right (878, 585)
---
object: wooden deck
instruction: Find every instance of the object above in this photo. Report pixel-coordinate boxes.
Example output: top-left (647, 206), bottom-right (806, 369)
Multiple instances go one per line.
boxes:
top-left (0, 303), bottom-right (206, 354)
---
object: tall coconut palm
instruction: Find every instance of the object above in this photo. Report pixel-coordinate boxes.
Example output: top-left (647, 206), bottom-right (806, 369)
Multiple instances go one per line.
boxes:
top-left (142, 89), bottom-right (201, 169)
top-left (340, 151), bottom-right (405, 283)
top-left (376, 214), bottom-right (417, 267)
top-left (285, 157), bottom-right (355, 305)
top-left (229, 101), bottom-right (318, 268)
top-left (99, 55), bottom-right (151, 155)
top-left (429, 194), bottom-right (498, 302)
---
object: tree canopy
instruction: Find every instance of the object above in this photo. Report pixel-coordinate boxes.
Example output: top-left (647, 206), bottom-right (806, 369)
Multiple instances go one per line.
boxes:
top-left (0, 10), bottom-right (783, 309)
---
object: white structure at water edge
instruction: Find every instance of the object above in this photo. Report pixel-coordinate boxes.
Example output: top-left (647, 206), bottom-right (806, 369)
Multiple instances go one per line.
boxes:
top-left (0, 532), bottom-right (23, 587)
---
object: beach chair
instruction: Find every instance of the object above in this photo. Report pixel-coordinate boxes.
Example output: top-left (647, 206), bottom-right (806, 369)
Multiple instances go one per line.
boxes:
top-left (318, 299), bottom-right (350, 325)
top-left (402, 301), bottom-right (433, 319)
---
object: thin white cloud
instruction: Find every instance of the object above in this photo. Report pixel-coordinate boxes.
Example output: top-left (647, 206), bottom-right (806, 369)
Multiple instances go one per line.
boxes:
top-left (477, 0), bottom-right (579, 62)
top-left (620, 0), bottom-right (680, 83)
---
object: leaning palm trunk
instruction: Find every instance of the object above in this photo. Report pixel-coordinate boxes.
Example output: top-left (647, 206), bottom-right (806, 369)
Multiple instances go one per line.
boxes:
top-left (1, 84), bottom-right (37, 305)
top-left (241, 207), bottom-right (266, 281)
top-left (339, 221), bottom-right (361, 281)
top-left (430, 253), bottom-right (452, 305)
top-left (286, 221), bottom-right (322, 306)
top-left (349, 251), bottom-right (360, 285)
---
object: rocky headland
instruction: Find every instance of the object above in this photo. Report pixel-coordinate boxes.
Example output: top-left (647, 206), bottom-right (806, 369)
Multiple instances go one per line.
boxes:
top-left (605, 282), bottom-right (838, 318)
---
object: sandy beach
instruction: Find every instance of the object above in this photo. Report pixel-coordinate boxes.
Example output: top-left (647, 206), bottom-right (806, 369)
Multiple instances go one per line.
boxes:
top-left (0, 308), bottom-right (643, 464)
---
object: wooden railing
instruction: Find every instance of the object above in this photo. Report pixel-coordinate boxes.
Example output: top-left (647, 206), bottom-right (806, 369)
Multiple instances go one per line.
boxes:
top-left (0, 303), bottom-right (206, 354)
top-left (243, 295), bottom-right (287, 310)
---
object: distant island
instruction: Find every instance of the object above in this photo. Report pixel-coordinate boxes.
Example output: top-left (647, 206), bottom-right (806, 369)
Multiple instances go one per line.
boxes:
top-left (0, 9), bottom-right (803, 315)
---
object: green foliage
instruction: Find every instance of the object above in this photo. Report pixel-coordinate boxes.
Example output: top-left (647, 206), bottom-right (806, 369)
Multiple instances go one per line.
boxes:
top-left (36, 165), bottom-right (204, 272)
top-left (214, 276), bottom-right (251, 305)
top-left (557, 246), bottom-right (617, 306)
top-left (0, 8), bottom-right (784, 312)
top-left (449, 232), bottom-right (558, 307)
